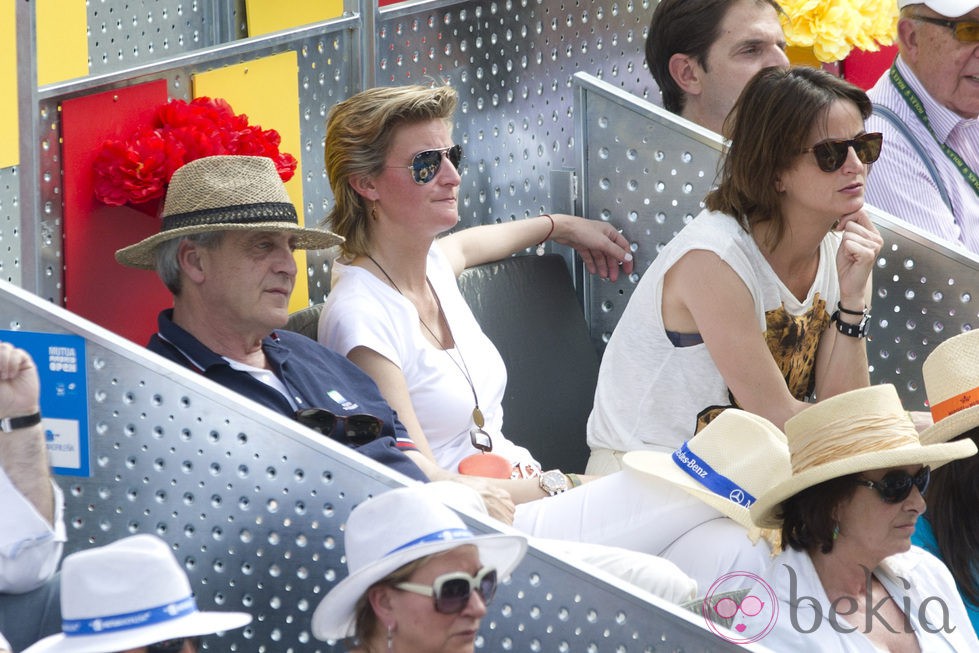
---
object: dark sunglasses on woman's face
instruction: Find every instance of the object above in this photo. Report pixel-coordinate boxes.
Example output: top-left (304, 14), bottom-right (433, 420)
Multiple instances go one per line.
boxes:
top-left (145, 637), bottom-right (197, 653)
top-left (389, 145), bottom-right (464, 184)
top-left (294, 408), bottom-right (383, 445)
top-left (395, 566), bottom-right (498, 614)
top-left (801, 132), bottom-right (883, 172)
top-left (855, 465), bottom-right (930, 504)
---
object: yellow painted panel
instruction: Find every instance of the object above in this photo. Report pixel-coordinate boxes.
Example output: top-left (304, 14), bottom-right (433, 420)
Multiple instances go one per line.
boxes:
top-left (244, 0), bottom-right (344, 37)
top-left (192, 52), bottom-right (315, 311)
top-left (37, 0), bottom-right (88, 85)
top-left (0, 2), bottom-right (17, 167)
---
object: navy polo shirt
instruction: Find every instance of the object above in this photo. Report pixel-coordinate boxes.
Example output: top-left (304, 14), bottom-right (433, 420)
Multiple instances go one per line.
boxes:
top-left (148, 309), bottom-right (427, 482)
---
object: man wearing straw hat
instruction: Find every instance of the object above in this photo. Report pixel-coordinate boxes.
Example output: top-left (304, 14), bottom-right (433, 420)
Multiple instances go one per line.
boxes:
top-left (23, 534), bottom-right (251, 653)
top-left (115, 155), bottom-right (438, 487)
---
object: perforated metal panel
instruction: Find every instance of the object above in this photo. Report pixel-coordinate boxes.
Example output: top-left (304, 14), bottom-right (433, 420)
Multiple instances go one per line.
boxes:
top-left (374, 0), bottom-right (657, 231)
top-left (2, 279), bottom-right (754, 652)
top-left (0, 167), bottom-right (21, 287)
top-left (573, 72), bottom-right (979, 412)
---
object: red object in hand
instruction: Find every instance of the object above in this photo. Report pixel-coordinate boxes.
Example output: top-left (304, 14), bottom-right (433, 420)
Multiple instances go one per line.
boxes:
top-left (458, 452), bottom-right (513, 479)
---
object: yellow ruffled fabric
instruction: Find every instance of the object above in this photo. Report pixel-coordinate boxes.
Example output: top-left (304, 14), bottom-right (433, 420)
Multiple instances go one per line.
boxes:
top-left (780, 0), bottom-right (899, 63)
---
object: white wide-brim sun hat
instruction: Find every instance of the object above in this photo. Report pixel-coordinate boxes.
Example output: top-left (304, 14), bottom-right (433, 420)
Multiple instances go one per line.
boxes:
top-left (622, 409), bottom-right (790, 530)
top-left (750, 384), bottom-right (977, 529)
top-left (311, 486), bottom-right (528, 642)
top-left (23, 534), bottom-right (251, 653)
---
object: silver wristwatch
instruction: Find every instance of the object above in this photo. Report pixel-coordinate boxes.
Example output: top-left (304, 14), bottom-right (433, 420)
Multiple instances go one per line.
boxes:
top-left (539, 469), bottom-right (570, 496)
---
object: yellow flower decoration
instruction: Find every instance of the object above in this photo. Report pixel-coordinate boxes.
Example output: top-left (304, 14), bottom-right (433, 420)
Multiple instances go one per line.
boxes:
top-left (780, 0), bottom-right (899, 63)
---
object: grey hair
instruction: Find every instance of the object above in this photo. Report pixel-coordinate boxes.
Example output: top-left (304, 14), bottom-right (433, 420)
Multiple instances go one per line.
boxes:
top-left (154, 231), bottom-right (226, 295)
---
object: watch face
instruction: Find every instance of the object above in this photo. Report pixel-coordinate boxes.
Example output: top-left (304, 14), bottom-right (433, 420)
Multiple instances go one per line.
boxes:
top-left (542, 470), bottom-right (567, 493)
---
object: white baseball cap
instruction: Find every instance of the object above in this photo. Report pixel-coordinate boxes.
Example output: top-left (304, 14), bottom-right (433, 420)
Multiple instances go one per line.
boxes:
top-left (898, 0), bottom-right (979, 17)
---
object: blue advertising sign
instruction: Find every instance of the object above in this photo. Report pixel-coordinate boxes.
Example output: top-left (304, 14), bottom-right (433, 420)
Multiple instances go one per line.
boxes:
top-left (0, 330), bottom-right (89, 477)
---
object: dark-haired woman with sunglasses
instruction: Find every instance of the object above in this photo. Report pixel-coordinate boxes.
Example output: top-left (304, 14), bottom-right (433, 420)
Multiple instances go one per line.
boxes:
top-left (318, 84), bottom-right (634, 504)
top-left (735, 384), bottom-right (979, 650)
top-left (587, 66), bottom-right (887, 475)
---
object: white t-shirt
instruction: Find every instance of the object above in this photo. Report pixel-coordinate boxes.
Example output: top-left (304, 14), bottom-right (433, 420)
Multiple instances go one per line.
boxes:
top-left (735, 545), bottom-right (979, 651)
top-left (320, 245), bottom-right (539, 472)
top-left (587, 209), bottom-right (841, 454)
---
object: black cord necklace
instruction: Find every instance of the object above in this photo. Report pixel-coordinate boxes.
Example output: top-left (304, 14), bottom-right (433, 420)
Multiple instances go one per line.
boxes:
top-left (366, 254), bottom-right (486, 432)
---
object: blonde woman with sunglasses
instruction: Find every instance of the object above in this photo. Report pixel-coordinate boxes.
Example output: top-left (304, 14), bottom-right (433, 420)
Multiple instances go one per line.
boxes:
top-left (587, 66), bottom-right (886, 474)
top-left (318, 84), bottom-right (635, 502)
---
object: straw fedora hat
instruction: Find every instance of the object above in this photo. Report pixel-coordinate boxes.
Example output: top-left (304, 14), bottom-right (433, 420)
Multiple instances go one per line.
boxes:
top-left (622, 409), bottom-right (790, 530)
top-left (115, 155), bottom-right (342, 269)
top-left (750, 384), bottom-right (977, 529)
top-left (311, 486), bottom-right (527, 642)
top-left (23, 534), bottom-right (251, 653)
top-left (919, 329), bottom-right (979, 445)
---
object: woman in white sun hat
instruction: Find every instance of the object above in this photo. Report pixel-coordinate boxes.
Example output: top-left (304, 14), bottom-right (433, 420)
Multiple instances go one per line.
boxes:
top-left (312, 485), bottom-right (527, 652)
top-left (22, 534), bottom-right (251, 653)
top-left (912, 328), bottom-right (979, 634)
top-left (734, 384), bottom-right (978, 651)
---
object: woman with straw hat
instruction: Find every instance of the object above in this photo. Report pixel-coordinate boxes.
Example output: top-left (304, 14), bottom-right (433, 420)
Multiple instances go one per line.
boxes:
top-left (734, 385), bottom-right (978, 650)
top-left (311, 486), bottom-right (527, 652)
top-left (911, 328), bottom-right (979, 634)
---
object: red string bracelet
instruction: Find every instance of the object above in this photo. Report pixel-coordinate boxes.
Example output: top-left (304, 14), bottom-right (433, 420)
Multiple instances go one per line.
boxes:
top-left (536, 213), bottom-right (555, 255)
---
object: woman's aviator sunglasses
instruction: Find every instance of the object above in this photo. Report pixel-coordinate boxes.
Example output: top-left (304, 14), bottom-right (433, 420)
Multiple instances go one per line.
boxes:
top-left (801, 132), bottom-right (883, 173)
top-left (395, 566), bottom-right (498, 614)
top-left (389, 145), bottom-right (464, 184)
top-left (855, 465), bottom-right (930, 504)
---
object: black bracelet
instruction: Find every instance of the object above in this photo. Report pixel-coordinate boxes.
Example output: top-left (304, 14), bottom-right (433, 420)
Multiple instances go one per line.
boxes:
top-left (832, 310), bottom-right (870, 338)
top-left (0, 411), bottom-right (42, 432)
top-left (837, 301), bottom-right (867, 316)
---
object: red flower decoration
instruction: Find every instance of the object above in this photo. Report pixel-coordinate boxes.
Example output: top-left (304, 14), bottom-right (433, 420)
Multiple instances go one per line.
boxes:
top-left (93, 97), bottom-right (297, 209)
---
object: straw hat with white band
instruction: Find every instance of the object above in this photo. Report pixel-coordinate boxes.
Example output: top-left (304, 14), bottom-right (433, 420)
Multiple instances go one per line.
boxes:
top-left (311, 486), bottom-right (527, 642)
top-left (622, 409), bottom-right (791, 531)
top-left (919, 329), bottom-right (979, 445)
top-left (115, 155), bottom-right (342, 270)
top-left (23, 534), bottom-right (251, 653)
top-left (750, 384), bottom-right (977, 529)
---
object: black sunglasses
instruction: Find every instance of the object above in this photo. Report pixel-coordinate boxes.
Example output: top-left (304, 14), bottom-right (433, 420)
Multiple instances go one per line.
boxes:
top-left (855, 466), bottom-right (930, 504)
top-left (389, 145), bottom-right (463, 184)
top-left (912, 14), bottom-right (979, 42)
top-left (395, 566), bottom-right (498, 614)
top-left (295, 408), bottom-right (383, 446)
top-left (801, 132), bottom-right (883, 172)
top-left (146, 637), bottom-right (198, 653)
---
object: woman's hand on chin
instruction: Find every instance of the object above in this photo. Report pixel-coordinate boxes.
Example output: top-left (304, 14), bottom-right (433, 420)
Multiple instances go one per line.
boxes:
top-left (834, 208), bottom-right (883, 301)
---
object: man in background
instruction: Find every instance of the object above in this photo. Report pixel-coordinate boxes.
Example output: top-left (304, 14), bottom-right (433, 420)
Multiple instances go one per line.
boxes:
top-left (645, 0), bottom-right (789, 134)
top-left (865, 0), bottom-right (979, 252)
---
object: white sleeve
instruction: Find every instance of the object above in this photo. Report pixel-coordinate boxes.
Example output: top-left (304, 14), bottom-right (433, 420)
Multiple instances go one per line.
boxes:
top-left (0, 472), bottom-right (66, 593)
top-left (319, 276), bottom-right (408, 368)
